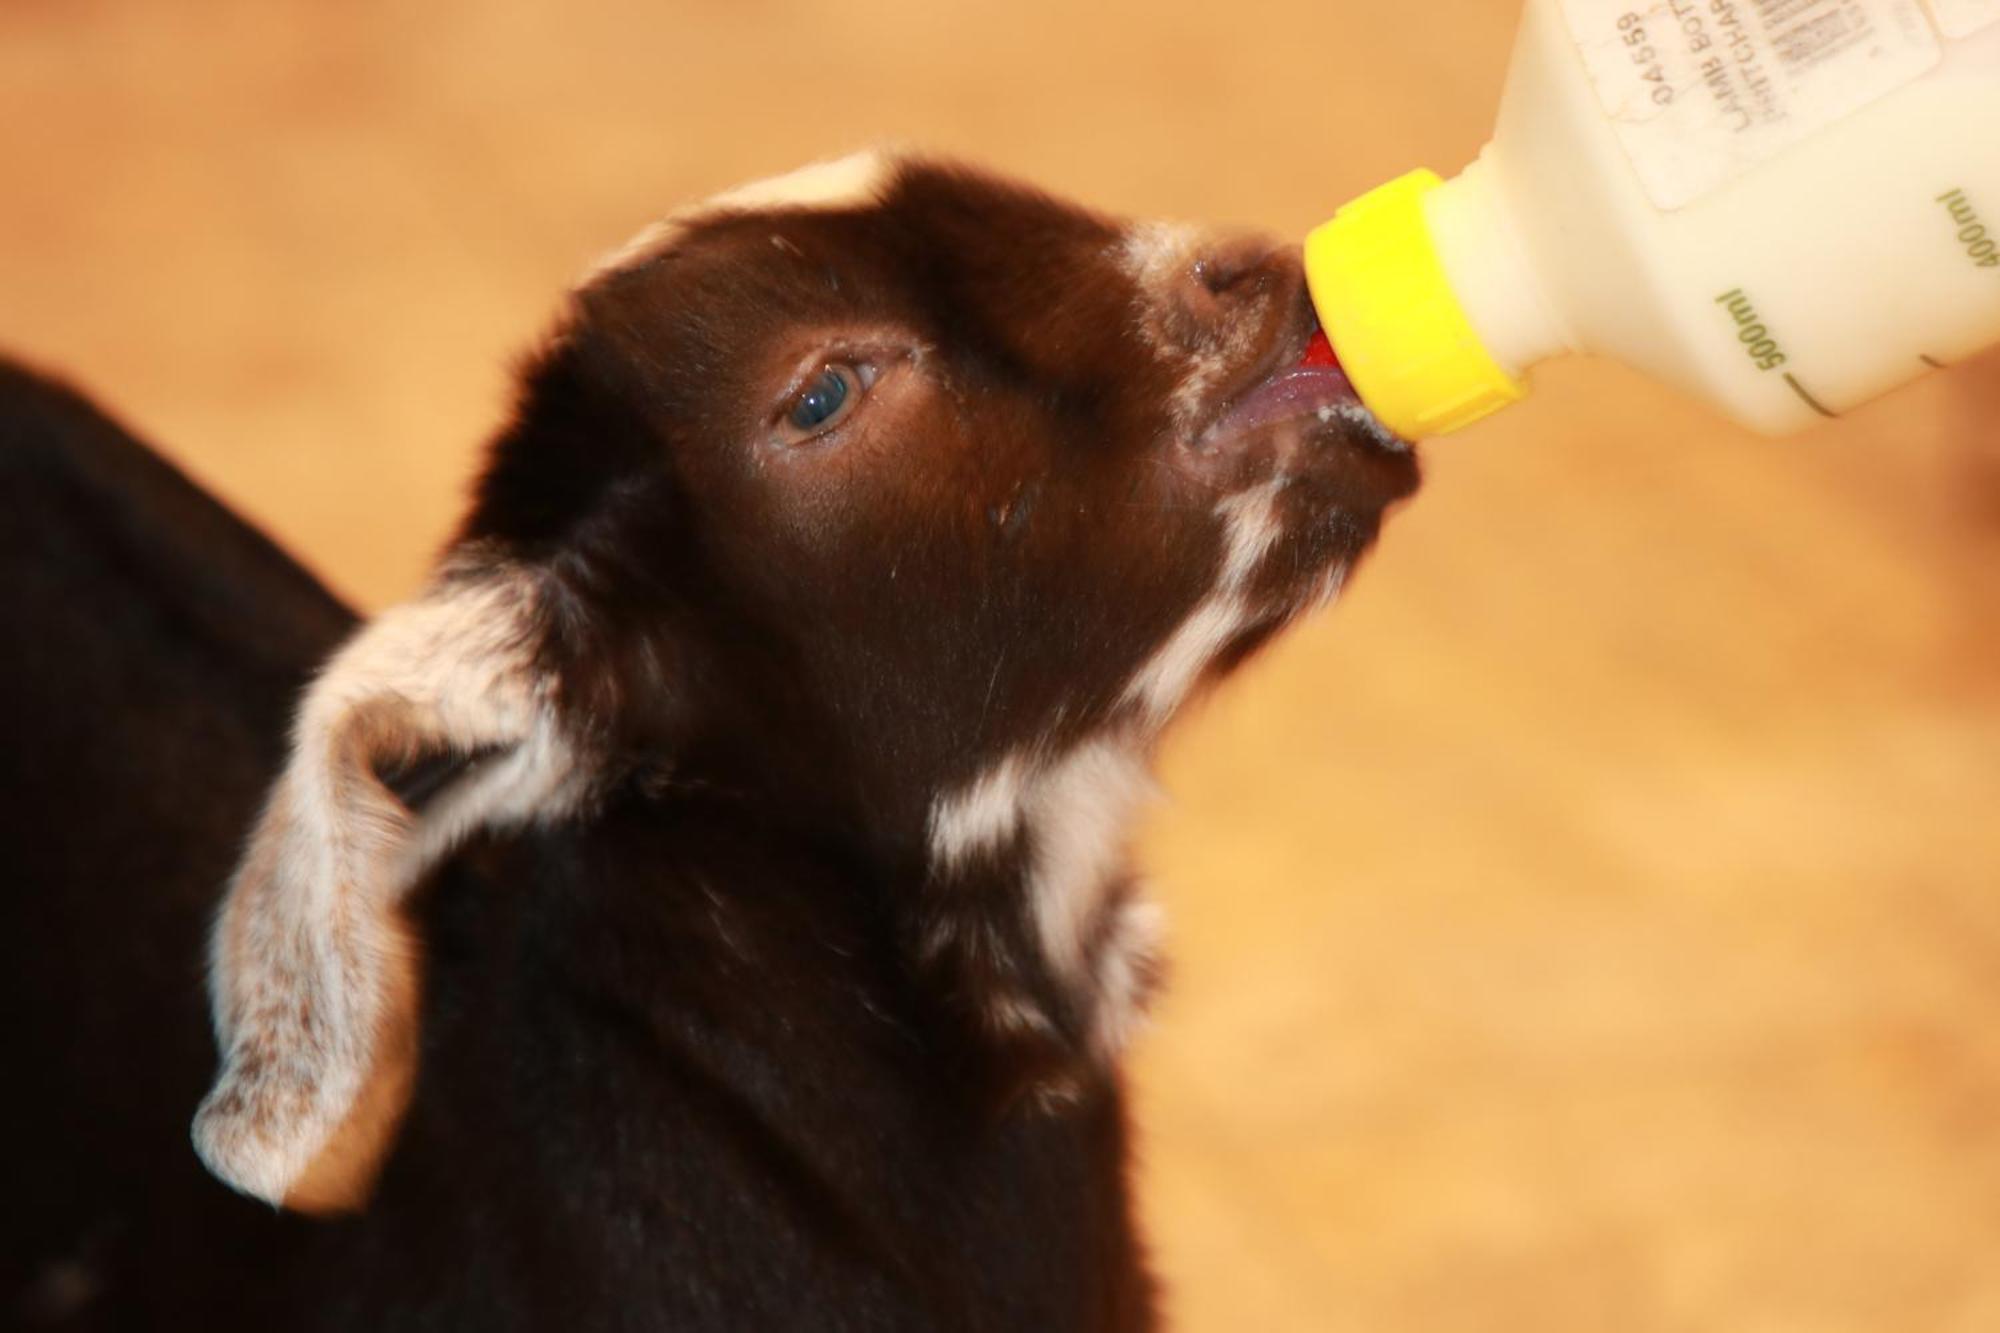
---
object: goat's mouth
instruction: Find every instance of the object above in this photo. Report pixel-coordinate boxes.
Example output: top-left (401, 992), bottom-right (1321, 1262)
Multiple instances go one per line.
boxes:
top-left (1197, 307), bottom-right (1409, 459)
top-left (1184, 290), bottom-right (1423, 540)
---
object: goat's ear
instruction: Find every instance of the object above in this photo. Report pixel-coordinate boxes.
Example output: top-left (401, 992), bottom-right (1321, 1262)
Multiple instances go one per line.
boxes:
top-left (193, 565), bottom-right (581, 1212)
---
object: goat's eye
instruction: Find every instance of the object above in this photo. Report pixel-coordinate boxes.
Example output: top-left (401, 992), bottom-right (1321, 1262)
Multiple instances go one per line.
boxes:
top-left (790, 368), bottom-right (850, 428)
top-left (779, 363), bottom-right (872, 442)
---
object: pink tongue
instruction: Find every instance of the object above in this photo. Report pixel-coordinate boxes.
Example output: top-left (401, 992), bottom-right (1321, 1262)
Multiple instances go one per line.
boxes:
top-left (1300, 328), bottom-right (1342, 369)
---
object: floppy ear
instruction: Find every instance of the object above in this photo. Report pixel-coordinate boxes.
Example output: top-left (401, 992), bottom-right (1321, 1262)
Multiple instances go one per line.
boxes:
top-left (193, 561), bottom-right (583, 1211)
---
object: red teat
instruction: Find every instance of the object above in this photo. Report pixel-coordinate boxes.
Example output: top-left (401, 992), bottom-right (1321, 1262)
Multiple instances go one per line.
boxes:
top-left (1300, 328), bottom-right (1342, 369)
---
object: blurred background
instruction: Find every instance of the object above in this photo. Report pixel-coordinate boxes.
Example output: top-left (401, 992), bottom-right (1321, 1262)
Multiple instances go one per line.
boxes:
top-left (4, 1), bottom-right (1998, 1327)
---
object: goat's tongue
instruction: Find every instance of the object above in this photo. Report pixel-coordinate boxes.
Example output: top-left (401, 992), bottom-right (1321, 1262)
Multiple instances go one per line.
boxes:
top-left (1300, 328), bottom-right (1342, 369)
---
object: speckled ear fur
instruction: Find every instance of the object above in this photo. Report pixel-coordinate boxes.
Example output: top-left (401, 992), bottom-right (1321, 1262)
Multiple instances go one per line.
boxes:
top-left (193, 561), bottom-right (583, 1211)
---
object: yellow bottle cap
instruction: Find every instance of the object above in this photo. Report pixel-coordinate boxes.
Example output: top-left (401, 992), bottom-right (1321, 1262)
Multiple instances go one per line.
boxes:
top-left (1303, 169), bottom-right (1527, 440)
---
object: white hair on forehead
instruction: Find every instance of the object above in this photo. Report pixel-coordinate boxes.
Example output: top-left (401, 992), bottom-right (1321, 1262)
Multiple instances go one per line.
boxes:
top-left (701, 148), bottom-right (899, 215)
top-left (577, 148), bottom-right (901, 287)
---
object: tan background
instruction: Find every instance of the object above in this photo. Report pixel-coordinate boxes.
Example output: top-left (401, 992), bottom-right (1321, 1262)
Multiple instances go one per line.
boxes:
top-left (4, 2), bottom-right (1998, 1327)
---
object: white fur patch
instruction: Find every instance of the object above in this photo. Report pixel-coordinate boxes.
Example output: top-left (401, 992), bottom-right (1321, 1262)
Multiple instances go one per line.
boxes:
top-left (1214, 478), bottom-right (1286, 585)
top-left (1089, 897), bottom-right (1164, 1057)
top-left (194, 561), bottom-right (585, 1207)
top-left (1122, 595), bottom-right (1250, 728)
top-left (1022, 741), bottom-right (1157, 986)
top-left (1116, 219), bottom-right (1260, 430)
top-left (703, 148), bottom-right (896, 215)
top-left (1166, 349), bottom-right (1236, 434)
top-left (928, 748), bottom-right (1032, 870)
top-left (1116, 220), bottom-right (1199, 289)
top-left (1122, 478), bottom-right (1289, 725)
top-left (927, 739), bottom-right (1161, 1057)
top-left (580, 148), bottom-right (897, 284)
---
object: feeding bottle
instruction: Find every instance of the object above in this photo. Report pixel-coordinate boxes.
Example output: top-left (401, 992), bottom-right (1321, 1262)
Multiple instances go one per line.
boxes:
top-left (1304, 0), bottom-right (2000, 438)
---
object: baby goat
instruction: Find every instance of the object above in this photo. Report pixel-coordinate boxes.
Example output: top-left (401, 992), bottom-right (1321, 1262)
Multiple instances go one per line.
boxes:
top-left (13, 149), bottom-right (1418, 1330)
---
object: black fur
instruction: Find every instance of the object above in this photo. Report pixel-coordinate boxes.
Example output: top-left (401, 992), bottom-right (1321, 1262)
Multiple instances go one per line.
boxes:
top-left (0, 360), bottom-right (337, 1327)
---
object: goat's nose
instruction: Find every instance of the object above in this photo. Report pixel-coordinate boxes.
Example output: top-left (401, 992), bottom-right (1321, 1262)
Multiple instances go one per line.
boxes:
top-left (1191, 233), bottom-right (1285, 297)
top-left (1175, 232), bottom-right (1296, 334)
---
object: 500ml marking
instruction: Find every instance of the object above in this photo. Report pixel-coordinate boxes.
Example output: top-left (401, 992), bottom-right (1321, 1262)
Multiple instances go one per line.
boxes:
top-left (1715, 287), bottom-right (1839, 418)
top-left (1715, 287), bottom-right (1789, 369)
top-left (1939, 189), bottom-right (1999, 268)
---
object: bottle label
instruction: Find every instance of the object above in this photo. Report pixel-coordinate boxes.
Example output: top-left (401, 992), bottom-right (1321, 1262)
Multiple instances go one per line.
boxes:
top-left (1559, 0), bottom-right (1947, 209)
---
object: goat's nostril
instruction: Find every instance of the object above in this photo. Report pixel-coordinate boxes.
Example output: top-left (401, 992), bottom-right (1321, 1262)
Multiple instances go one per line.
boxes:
top-left (1192, 235), bottom-right (1280, 297)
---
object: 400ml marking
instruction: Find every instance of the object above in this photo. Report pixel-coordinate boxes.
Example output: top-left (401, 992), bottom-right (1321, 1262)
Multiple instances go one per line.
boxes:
top-left (1939, 189), bottom-right (1999, 269)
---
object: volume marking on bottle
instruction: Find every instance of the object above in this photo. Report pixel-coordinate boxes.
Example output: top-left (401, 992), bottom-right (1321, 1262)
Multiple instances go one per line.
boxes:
top-left (1939, 189), bottom-right (1999, 269)
top-left (1714, 287), bottom-right (1789, 370)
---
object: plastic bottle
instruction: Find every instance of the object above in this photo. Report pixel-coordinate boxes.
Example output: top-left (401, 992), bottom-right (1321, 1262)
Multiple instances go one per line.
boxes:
top-left (1303, 0), bottom-right (2000, 439)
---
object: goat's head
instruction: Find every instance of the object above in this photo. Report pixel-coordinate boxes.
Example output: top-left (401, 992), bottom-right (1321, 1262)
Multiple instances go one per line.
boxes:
top-left (194, 149), bottom-right (1418, 1210)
